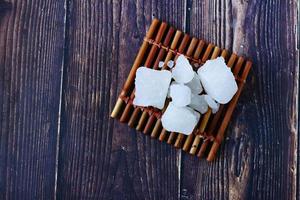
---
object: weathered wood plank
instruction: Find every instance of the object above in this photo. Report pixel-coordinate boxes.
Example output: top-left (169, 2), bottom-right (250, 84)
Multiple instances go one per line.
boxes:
top-left (180, 0), bottom-right (298, 200)
top-left (57, 1), bottom-right (186, 199)
top-left (0, 0), bottom-right (65, 199)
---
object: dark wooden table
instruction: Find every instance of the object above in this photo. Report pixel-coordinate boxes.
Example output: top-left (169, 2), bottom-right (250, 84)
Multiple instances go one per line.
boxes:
top-left (0, 0), bottom-right (298, 199)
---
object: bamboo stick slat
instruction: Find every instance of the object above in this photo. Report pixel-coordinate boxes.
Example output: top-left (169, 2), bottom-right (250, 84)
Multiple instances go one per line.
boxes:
top-left (123, 22), bottom-right (168, 125)
top-left (206, 61), bottom-right (252, 161)
top-left (172, 37), bottom-right (199, 148)
top-left (187, 46), bottom-right (222, 155)
top-left (136, 27), bottom-right (176, 132)
top-left (111, 19), bottom-right (160, 119)
top-left (197, 54), bottom-right (241, 157)
top-left (166, 36), bottom-right (198, 145)
top-left (158, 33), bottom-right (190, 142)
top-left (182, 40), bottom-right (207, 151)
top-left (149, 30), bottom-right (183, 138)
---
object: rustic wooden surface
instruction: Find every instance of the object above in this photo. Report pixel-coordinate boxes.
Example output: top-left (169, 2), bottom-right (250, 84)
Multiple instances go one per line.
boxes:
top-left (0, 0), bottom-right (298, 199)
top-left (181, 1), bottom-right (298, 200)
top-left (0, 0), bottom-right (65, 199)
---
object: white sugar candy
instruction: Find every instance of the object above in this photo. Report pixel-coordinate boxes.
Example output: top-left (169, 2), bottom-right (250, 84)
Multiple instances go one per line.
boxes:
top-left (197, 57), bottom-right (238, 104)
top-left (158, 61), bottom-right (164, 68)
top-left (133, 67), bottom-right (172, 109)
top-left (169, 83), bottom-right (191, 107)
top-left (172, 55), bottom-right (194, 83)
top-left (161, 103), bottom-right (200, 135)
top-left (204, 95), bottom-right (220, 114)
top-left (212, 105), bottom-right (220, 114)
top-left (189, 94), bottom-right (208, 114)
top-left (186, 106), bottom-right (201, 122)
top-left (167, 81), bottom-right (176, 98)
top-left (186, 72), bottom-right (203, 94)
top-left (167, 60), bottom-right (174, 68)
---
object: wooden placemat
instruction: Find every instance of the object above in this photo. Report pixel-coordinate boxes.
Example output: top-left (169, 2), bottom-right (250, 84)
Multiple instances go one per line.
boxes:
top-left (111, 18), bottom-right (252, 161)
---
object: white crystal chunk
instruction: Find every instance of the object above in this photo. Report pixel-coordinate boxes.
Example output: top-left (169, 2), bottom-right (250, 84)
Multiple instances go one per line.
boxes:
top-left (172, 55), bottom-right (194, 83)
top-left (161, 102), bottom-right (200, 135)
top-left (158, 61), bottom-right (164, 68)
top-left (169, 83), bottom-right (191, 107)
top-left (167, 60), bottom-right (174, 68)
top-left (133, 67), bottom-right (172, 109)
top-left (186, 72), bottom-right (203, 94)
top-left (204, 95), bottom-right (220, 114)
top-left (197, 57), bottom-right (238, 104)
top-left (189, 94), bottom-right (208, 114)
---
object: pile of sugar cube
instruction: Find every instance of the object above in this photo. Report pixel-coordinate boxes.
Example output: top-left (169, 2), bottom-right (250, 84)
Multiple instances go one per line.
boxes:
top-left (133, 55), bottom-right (237, 135)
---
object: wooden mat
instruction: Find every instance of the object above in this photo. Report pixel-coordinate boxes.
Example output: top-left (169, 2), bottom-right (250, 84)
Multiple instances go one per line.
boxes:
top-left (111, 18), bottom-right (252, 161)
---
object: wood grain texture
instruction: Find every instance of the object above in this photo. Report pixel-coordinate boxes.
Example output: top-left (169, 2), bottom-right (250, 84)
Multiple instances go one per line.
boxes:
top-left (57, 1), bottom-right (186, 199)
top-left (180, 0), bottom-right (298, 200)
top-left (0, 0), bottom-right (65, 199)
top-left (0, 0), bottom-right (298, 199)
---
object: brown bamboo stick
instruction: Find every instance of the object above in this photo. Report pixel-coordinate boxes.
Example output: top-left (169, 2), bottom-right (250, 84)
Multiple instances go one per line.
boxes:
top-left (143, 114), bottom-right (157, 134)
top-left (119, 99), bottom-right (134, 123)
top-left (128, 29), bottom-right (182, 129)
top-left (189, 136), bottom-right (202, 155)
top-left (135, 27), bottom-right (176, 132)
top-left (162, 33), bottom-right (189, 68)
top-left (110, 98), bottom-right (125, 119)
top-left (151, 32), bottom-right (187, 141)
top-left (167, 132), bottom-right (177, 144)
top-left (182, 131), bottom-right (196, 151)
top-left (182, 40), bottom-right (207, 151)
top-left (159, 128), bottom-right (168, 141)
top-left (174, 134), bottom-right (185, 148)
top-left (151, 119), bottom-right (164, 138)
top-left (158, 34), bottom-right (191, 142)
top-left (119, 22), bottom-right (167, 124)
top-left (120, 22), bottom-right (166, 123)
top-left (152, 98), bottom-right (171, 138)
top-left (172, 38), bottom-right (199, 148)
top-left (188, 108), bottom-right (213, 154)
top-left (201, 43), bottom-right (215, 62)
top-left (143, 31), bottom-right (182, 138)
top-left (196, 50), bottom-right (229, 148)
top-left (150, 101), bottom-right (169, 137)
top-left (193, 40), bottom-right (206, 60)
top-left (207, 61), bottom-right (252, 161)
top-left (135, 112), bottom-right (148, 130)
top-left (186, 38), bottom-right (199, 56)
top-left (188, 45), bottom-right (221, 155)
top-left (199, 56), bottom-right (245, 157)
top-left (197, 53), bottom-right (238, 157)
top-left (127, 23), bottom-right (168, 126)
top-left (111, 18), bottom-right (160, 118)
top-left (197, 107), bottom-right (223, 157)
top-left (150, 118), bottom-right (162, 137)
top-left (199, 109), bottom-right (213, 133)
